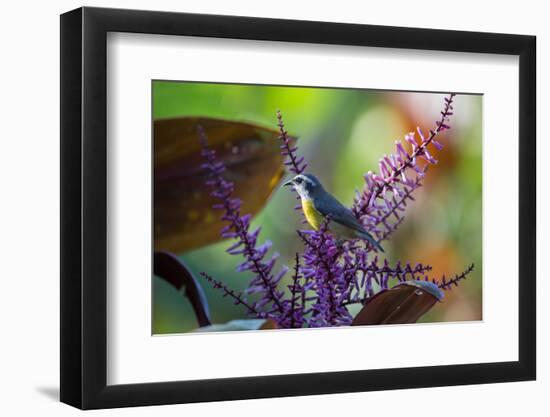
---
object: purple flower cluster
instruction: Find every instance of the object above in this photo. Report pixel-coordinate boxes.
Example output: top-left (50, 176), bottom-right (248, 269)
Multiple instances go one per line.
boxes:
top-left (298, 225), bottom-right (353, 327)
top-left (342, 254), bottom-right (438, 306)
top-left (198, 94), bottom-right (474, 328)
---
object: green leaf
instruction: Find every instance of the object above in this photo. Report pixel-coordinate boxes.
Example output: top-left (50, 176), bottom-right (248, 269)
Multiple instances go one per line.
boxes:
top-left (193, 319), bottom-right (278, 332)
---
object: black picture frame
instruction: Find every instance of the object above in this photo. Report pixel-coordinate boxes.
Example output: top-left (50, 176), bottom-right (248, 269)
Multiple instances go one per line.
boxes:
top-left (60, 6), bottom-right (536, 410)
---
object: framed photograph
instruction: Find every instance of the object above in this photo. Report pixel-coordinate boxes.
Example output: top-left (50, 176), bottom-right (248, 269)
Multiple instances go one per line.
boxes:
top-left (60, 6), bottom-right (536, 409)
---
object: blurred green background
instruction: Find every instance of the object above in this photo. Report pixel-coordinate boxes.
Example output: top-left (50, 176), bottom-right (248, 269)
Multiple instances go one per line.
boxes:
top-left (152, 81), bottom-right (483, 334)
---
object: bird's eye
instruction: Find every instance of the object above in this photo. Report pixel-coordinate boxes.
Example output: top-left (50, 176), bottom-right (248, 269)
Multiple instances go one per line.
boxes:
top-left (295, 178), bottom-right (303, 184)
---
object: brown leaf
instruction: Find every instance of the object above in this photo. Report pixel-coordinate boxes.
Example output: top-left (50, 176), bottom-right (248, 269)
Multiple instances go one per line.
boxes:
top-left (259, 319), bottom-right (279, 330)
top-left (351, 281), bottom-right (444, 326)
top-left (154, 117), bottom-right (295, 253)
top-left (154, 251), bottom-right (212, 327)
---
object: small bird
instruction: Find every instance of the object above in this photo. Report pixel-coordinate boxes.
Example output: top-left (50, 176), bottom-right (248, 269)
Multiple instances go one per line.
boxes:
top-left (284, 173), bottom-right (384, 252)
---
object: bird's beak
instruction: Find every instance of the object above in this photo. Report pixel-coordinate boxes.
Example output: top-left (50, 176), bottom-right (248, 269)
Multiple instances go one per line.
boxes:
top-left (283, 179), bottom-right (294, 187)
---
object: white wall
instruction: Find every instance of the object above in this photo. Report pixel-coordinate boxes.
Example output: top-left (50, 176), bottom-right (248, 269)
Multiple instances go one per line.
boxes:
top-left (0, 0), bottom-right (545, 415)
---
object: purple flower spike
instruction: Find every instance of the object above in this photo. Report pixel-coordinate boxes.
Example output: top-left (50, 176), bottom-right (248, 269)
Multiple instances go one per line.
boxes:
top-left (353, 93), bottom-right (456, 243)
top-left (198, 127), bottom-right (290, 324)
top-left (277, 110), bottom-right (307, 175)
top-left (277, 110), bottom-right (308, 219)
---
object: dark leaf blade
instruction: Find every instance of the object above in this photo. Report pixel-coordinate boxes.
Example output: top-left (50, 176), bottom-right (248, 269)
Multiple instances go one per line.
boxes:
top-left (154, 251), bottom-right (212, 327)
top-left (351, 281), bottom-right (443, 326)
top-left (154, 117), bottom-right (296, 253)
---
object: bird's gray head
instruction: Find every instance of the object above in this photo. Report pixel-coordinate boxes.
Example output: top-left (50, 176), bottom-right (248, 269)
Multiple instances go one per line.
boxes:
top-left (283, 173), bottom-right (324, 199)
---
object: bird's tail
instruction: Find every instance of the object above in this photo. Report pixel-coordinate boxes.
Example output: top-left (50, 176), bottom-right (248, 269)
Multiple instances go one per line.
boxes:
top-left (357, 230), bottom-right (385, 253)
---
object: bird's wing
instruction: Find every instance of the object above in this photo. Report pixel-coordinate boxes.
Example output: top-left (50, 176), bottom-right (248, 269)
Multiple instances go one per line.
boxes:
top-left (314, 192), bottom-right (384, 252)
top-left (313, 193), bottom-right (366, 233)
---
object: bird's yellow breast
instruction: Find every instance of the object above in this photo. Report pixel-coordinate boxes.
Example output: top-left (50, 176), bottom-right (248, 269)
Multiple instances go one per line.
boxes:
top-left (301, 198), bottom-right (324, 231)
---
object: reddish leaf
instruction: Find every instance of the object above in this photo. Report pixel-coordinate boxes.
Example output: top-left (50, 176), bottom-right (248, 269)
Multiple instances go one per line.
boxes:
top-left (154, 117), bottom-right (296, 253)
top-left (351, 281), bottom-right (444, 326)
